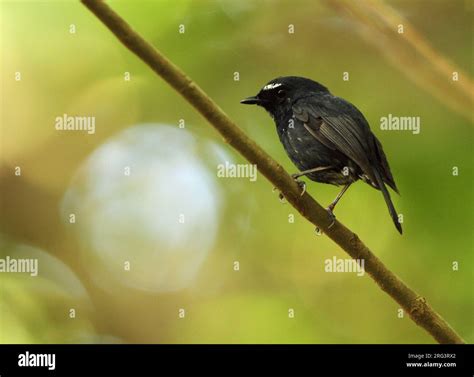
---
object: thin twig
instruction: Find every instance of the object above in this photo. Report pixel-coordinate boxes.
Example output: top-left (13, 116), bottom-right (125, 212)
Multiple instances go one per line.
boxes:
top-left (81, 0), bottom-right (465, 344)
top-left (325, 0), bottom-right (474, 121)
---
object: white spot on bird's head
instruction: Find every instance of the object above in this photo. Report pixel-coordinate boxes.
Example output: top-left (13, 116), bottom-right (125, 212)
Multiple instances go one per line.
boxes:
top-left (262, 82), bottom-right (282, 91)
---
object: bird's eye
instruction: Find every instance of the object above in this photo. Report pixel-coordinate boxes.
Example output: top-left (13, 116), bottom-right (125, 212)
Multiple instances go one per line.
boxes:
top-left (277, 89), bottom-right (286, 98)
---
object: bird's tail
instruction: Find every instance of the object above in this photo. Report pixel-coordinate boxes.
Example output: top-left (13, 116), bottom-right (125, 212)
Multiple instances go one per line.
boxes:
top-left (373, 168), bottom-right (402, 234)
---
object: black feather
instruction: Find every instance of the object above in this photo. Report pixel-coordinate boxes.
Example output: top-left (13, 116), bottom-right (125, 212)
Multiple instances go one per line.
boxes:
top-left (241, 76), bottom-right (402, 233)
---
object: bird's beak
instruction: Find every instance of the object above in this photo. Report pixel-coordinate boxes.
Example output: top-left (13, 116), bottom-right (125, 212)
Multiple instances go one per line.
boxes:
top-left (240, 95), bottom-right (260, 105)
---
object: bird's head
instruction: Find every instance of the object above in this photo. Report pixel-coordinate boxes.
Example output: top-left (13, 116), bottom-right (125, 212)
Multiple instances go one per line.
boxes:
top-left (240, 76), bottom-right (329, 116)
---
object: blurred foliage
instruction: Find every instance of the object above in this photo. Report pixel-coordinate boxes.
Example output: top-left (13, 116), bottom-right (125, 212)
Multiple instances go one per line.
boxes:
top-left (0, 0), bottom-right (472, 344)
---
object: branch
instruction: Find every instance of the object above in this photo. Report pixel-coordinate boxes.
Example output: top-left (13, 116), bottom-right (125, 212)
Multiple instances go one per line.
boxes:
top-left (81, 0), bottom-right (465, 344)
top-left (325, 0), bottom-right (474, 122)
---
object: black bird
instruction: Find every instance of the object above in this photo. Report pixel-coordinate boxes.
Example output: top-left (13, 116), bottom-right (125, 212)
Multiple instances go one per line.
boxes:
top-left (241, 76), bottom-right (402, 234)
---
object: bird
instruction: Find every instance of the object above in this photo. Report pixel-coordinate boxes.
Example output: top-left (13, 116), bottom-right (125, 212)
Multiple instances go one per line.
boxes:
top-left (241, 76), bottom-right (402, 234)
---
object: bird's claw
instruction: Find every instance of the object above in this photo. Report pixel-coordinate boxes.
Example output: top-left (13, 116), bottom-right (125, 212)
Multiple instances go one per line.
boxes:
top-left (290, 174), bottom-right (306, 196)
top-left (326, 207), bottom-right (336, 229)
top-left (272, 186), bottom-right (287, 203)
top-left (315, 209), bottom-right (336, 236)
top-left (273, 174), bottom-right (306, 203)
top-left (278, 192), bottom-right (286, 203)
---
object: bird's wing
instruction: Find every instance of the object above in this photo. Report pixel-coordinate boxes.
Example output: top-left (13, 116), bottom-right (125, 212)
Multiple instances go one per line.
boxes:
top-left (292, 96), bottom-right (375, 179)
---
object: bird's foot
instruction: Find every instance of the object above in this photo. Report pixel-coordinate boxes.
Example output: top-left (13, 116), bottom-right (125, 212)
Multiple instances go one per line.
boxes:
top-left (325, 207), bottom-right (336, 229)
top-left (272, 186), bottom-right (287, 203)
top-left (290, 174), bottom-right (306, 196)
top-left (314, 209), bottom-right (336, 236)
top-left (272, 174), bottom-right (306, 202)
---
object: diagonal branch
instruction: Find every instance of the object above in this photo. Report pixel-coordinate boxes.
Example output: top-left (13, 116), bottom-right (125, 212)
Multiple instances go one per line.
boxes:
top-left (81, 0), bottom-right (464, 344)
